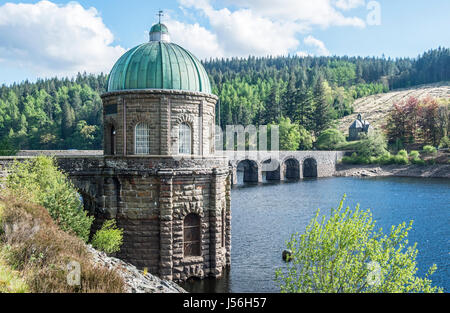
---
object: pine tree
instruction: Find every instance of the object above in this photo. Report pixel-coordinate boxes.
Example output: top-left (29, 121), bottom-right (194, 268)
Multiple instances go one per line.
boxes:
top-left (282, 73), bottom-right (297, 118)
top-left (313, 78), bottom-right (333, 134)
top-left (61, 100), bottom-right (75, 140)
top-left (263, 83), bottom-right (281, 124)
top-left (295, 87), bottom-right (315, 131)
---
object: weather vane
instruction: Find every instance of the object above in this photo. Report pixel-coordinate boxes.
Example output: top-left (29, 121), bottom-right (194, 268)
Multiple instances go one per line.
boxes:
top-left (157, 10), bottom-right (164, 23)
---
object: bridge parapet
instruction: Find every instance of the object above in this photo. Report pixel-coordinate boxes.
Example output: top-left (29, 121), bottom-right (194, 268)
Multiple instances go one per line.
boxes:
top-left (219, 150), bottom-right (346, 185)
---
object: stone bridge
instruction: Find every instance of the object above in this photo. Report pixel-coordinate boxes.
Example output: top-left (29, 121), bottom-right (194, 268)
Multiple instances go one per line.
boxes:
top-left (218, 150), bottom-right (346, 185)
top-left (1, 150), bottom-right (346, 189)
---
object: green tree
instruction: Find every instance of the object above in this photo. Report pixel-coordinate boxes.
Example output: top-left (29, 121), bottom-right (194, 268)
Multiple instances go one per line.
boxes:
top-left (70, 120), bottom-right (99, 149)
top-left (275, 196), bottom-right (442, 293)
top-left (263, 83), bottom-right (282, 124)
top-left (315, 128), bottom-right (346, 150)
top-left (0, 137), bottom-right (18, 156)
top-left (313, 78), bottom-right (333, 134)
top-left (61, 100), bottom-right (75, 140)
top-left (6, 156), bottom-right (93, 242)
top-left (298, 125), bottom-right (314, 150)
top-left (356, 130), bottom-right (388, 157)
top-left (278, 117), bottom-right (301, 151)
top-left (294, 88), bottom-right (315, 131)
top-left (282, 73), bottom-right (297, 118)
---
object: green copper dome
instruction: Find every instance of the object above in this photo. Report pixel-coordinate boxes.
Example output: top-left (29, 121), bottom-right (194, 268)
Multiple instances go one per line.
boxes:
top-left (107, 23), bottom-right (211, 94)
top-left (150, 23), bottom-right (169, 34)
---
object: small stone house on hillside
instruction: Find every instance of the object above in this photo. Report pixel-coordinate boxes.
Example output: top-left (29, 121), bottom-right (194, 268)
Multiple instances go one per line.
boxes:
top-left (348, 114), bottom-right (371, 141)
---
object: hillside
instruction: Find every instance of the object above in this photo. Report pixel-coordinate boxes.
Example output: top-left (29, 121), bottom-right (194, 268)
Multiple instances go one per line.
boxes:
top-left (337, 81), bottom-right (450, 135)
top-left (0, 47), bottom-right (449, 151)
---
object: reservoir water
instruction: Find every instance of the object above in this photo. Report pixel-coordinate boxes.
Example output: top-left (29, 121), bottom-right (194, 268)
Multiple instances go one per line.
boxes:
top-left (180, 176), bottom-right (449, 293)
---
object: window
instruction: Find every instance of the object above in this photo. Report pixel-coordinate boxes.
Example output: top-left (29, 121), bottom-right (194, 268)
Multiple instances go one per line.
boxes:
top-left (184, 213), bottom-right (201, 257)
top-left (135, 122), bottom-right (150, 155)
top-left (110, 125), bottom-right (116, 155)
top-left (179, 123), bottom-right (192, 154)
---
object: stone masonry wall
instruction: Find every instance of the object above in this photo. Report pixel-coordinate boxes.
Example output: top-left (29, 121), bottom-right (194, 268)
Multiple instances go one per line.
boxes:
top-left (0, 155), bottom-right (231, 282)
top-left (102, 90), bottom-right (217, 157)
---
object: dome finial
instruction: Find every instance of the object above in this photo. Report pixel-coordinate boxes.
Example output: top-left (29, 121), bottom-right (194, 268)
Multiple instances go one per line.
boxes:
top-left (157, 10), bottom-right (163, 24)
top-left (150, 10), bottom-right (170, 42)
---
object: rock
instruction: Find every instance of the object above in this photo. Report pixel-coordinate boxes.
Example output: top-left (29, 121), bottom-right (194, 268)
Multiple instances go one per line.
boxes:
top-left (86, 245), bottom-right (187, 293)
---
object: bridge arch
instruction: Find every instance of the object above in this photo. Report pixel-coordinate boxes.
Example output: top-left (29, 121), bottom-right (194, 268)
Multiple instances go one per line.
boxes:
top-left (235, 159), bottom-right (260, 184)
top-left (302, 157), bottom-right (318, 178)
top-left (261, 157), bottom-right (280, 181)
top-left (283, 157), bottom-right (300, 180)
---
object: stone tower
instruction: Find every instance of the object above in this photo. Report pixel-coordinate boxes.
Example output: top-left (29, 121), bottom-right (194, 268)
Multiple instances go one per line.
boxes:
top-left (97, 22), bottom-right (231, 281)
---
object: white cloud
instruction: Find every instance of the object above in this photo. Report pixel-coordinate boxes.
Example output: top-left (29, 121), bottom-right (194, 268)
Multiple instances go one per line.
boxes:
top-left (333, 0), bottom-right (366, 11)
top-left (0, 1), bottom-right (125, 78)
top-left (166, 19), bottom-right (223, 59)
top-left (304, 36), bottom-right (331, 56)
top-left (204, 8), bottom-right (300, 57)
top-left (176, 0), bottom-right (366, 58)
top-left (223, 0), bottom-right (366, 28)
top-left (178, 0), bottom-right (301, 58)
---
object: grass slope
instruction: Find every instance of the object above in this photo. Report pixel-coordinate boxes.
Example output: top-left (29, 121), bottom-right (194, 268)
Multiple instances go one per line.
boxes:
top-left (338, 82), bottom-right (450, 134)
top-left (0, 195), bottom-right (125, 293)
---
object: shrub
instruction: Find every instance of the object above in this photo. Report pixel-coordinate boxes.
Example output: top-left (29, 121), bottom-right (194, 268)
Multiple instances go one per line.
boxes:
top-left (6, 156), bottom-right (93, 242)
top-left (357, 131), bottom-right (388, 158)
top-left (377, 152), bottom-right (395, 165)
top-left (0, 249), bottom-right (29, 293)
top-left (341, 156), bottom-right (354, 164)
top-left (316, 129), bottom-right (346, 150)
top-left (411, 158), bottom-right (426, 165)
top-left (394, 153), bottom-right (409, 165)
top-left (275, 196), bottom-right (442, 293)
top-left (91, 220), bottom-right (124, 254)
top-left (409, 150), bottom-right (420, 159)
top-left (423, 145), bottom-right (437, 154)
top-left (355, 156), bottom-right (370, 164)
top-left (397, 149), bottom-right (408, 158)
top-left (409, 150), bottom-right (425, 165)
top-left (0, 195), bottom-right (125, 293)
top-left (341, 152), bottom-right (363, 164)
top-left (438, 136), bottom-right (450, 149)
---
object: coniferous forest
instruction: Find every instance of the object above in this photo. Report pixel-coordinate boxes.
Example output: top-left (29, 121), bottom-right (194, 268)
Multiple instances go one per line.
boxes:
top-left (0, 47), bottom-right (449, 151)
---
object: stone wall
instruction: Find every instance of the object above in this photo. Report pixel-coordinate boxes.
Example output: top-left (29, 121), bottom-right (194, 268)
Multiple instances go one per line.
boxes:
top-left (226, 151), bottom-right (346, 184)
top-left (0, 155), bottom-right (231, 282)
top-left (102, 89), bottom-right (218, 157)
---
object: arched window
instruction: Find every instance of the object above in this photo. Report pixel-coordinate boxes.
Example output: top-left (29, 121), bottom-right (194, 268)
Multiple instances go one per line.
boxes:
top-left (179, 123), bottom-right (192, 155)
top-left (184, 213), bottom-right (201, 257)
top-left (135, 122), bottom-right (150, 155)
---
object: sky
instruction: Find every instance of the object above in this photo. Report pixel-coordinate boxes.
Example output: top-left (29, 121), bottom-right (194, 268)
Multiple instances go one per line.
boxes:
top-left (0, 0), bottom-right (449, 85)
